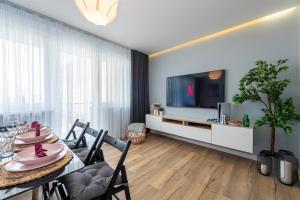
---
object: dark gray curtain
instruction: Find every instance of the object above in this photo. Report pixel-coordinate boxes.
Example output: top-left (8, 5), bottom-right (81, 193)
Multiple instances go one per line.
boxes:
top-left (130, 50), bottom-right (149, 123)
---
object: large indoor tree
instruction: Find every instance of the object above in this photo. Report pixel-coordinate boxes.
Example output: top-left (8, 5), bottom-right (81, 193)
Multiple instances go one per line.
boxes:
top-left (233, 59), bottom-right (300, 155)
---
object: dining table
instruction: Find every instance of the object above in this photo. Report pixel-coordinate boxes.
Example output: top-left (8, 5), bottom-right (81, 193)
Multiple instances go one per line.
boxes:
top-left (0, 126), bottom-right (85, 200)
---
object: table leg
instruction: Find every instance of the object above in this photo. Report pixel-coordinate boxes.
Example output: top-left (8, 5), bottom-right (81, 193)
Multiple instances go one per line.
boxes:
top-left (32, 187), bottom-right (39, 200)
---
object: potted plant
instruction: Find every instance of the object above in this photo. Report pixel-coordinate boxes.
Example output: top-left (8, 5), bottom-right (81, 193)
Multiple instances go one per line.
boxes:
top-left (233, 59), bottom-right (300, 178)
top-left (233, 59), bottom-right (300, 155)
top-left (159, 107), bottom-right (164, 116)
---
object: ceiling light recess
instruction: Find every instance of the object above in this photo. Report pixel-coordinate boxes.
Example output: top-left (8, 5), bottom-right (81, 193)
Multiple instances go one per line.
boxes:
top-left (75, 0), bottom-right (119, 26)
top-left (149, 7), bottom-right (297, 58)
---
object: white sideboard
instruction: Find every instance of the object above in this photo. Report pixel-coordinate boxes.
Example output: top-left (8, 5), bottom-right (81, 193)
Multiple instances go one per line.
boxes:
top-left (146, 114), bottom-right (254, 153)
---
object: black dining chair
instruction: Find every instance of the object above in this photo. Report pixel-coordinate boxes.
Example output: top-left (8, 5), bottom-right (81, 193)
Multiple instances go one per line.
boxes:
top-left (56, 134), bottom-right (132, 200)
top-left (72, 127), bottom-right (108, 165)
top-left (62, 119), bottom-right (89, 150)
top-left (49, 128), bottom-right (108, 198)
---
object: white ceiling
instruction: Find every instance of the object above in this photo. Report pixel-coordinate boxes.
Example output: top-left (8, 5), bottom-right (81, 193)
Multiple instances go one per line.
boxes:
top-left (6, 0), bottom-right (300, 54)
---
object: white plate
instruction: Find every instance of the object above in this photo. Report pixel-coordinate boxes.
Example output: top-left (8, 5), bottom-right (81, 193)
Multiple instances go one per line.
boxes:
top-left (16, 130), bottom-right (51, 143)
top-left (13, 143), bottom-right (65, 165)
top-left (14, 133), bottom-right (54, 145)
top-left (27, 126), bottom-right (49, 132)
top-left (5, 147), bottom-right (68, 172)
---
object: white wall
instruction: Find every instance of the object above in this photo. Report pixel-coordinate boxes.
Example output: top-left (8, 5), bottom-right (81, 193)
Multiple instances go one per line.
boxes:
top-left (149, 9), bottom-right (300, 156)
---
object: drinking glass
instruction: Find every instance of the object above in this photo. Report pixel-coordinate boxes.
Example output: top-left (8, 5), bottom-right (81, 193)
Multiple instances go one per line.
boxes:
top-left (0, 135), bottom-right (6, 159)
top-left (0, 132), bottom-right (15, 158)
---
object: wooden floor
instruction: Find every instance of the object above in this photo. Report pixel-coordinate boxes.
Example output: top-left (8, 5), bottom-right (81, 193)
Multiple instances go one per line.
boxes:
top-left (11, 133), bottom-right (300, 200)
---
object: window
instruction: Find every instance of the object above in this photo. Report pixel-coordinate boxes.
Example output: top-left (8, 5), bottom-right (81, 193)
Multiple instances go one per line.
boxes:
top-left (0, 39), bottom-right (46, 113)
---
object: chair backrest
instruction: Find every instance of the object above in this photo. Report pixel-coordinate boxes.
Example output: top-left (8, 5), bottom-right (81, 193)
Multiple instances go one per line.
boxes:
top-left (6, 121), bottom-right (27, 129)
top-left (65, 119), bottom-right (89, 140)
top-left (102, 134), bottom-right (131, 196)
top-left (84, 127), bottom-right (100, 138)
top-left (85, 129), bottom-right (108, 165)
top-left (73, 126), bottom-right (96, 150)
top-left (0, 126), bottom-right (8, 133)
top-left (104, 134), bottom-right (128, 152)
top-left (75, 127), bottom-right (108, 165)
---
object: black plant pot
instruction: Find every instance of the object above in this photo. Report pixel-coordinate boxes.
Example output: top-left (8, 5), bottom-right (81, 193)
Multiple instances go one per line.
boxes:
top-left (257, 150), bottom-right (273, 176)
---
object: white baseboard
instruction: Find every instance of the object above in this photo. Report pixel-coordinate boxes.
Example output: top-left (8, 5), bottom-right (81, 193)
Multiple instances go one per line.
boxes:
top-left (152, 130), bottom-right (257, 160)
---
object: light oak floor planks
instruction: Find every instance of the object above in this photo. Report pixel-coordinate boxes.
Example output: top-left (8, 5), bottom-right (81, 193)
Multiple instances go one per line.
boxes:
top-left (9, 133), bottom-right (300, 200)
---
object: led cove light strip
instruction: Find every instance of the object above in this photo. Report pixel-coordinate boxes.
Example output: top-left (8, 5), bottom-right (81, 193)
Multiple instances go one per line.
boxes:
top-left (149, 7), bottom-right (297, 59)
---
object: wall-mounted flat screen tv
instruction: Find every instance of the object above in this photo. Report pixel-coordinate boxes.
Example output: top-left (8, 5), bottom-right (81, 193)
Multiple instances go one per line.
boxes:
top-left (166, 70), bottom-right (225, 109)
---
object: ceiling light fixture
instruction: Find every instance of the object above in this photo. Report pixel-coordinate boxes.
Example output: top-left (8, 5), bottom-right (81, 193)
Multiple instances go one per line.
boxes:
top-left (149, 7), bottom-right (297, 58)
top-left (75, 0), bottom-right (119, 26)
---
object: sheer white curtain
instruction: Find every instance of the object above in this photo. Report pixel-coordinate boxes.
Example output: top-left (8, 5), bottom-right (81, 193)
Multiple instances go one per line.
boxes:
top-left (0, 4), bottom-right (51, 125)
top-left (0, 3), bottom-right (131, 138)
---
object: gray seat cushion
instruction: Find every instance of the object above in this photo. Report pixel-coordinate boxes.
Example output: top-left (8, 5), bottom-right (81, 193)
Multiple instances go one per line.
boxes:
top-left (62, 138), bottom-right (87, 150)
top-left (62, 139), bottom-right (79, 150)
top-left (60, 161), bottom-right (122, 200)
top-left (72, 148), bottom-right (89, 162)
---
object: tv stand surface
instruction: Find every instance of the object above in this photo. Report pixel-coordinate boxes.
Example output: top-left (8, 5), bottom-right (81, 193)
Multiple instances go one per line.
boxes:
top-left (146, 114), bottom-right (254, 154)
top-left (161, 115), bottom-right (211, 129)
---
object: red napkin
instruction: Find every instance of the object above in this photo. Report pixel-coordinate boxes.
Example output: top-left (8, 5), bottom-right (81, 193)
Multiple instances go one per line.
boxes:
top-left (35, 124), bottom-right (41, 136)
top-left (31, 121), bottom-right (40, 128)
top-left (35, 143), bottom-right (47, 158)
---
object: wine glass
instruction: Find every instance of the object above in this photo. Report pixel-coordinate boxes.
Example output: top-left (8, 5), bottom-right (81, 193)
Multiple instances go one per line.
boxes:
top-left (7, 115), bottom-right (21, 134)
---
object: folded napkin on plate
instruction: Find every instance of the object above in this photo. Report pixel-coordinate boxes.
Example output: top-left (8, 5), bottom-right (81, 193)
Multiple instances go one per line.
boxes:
top-left (31, 121), bottom-right (40, 128)
top-left (35, 125), bottom-right (41, 136)
top-left (35, 142), bottom-right (47, 158)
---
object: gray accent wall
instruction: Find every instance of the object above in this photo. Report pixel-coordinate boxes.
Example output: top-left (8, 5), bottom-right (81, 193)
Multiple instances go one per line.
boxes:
top-left (298, 10), bottom-right (300, 164)
top-left (149, 10), bottom-right (300, 158)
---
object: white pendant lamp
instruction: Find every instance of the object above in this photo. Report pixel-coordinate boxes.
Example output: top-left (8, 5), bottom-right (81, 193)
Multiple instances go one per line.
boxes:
top-left (75, 0), bottom-right (119, 26)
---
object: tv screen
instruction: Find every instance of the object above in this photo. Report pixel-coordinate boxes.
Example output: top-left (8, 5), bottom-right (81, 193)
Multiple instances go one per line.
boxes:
top-left (166, 70), bottom-right (225, 109)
